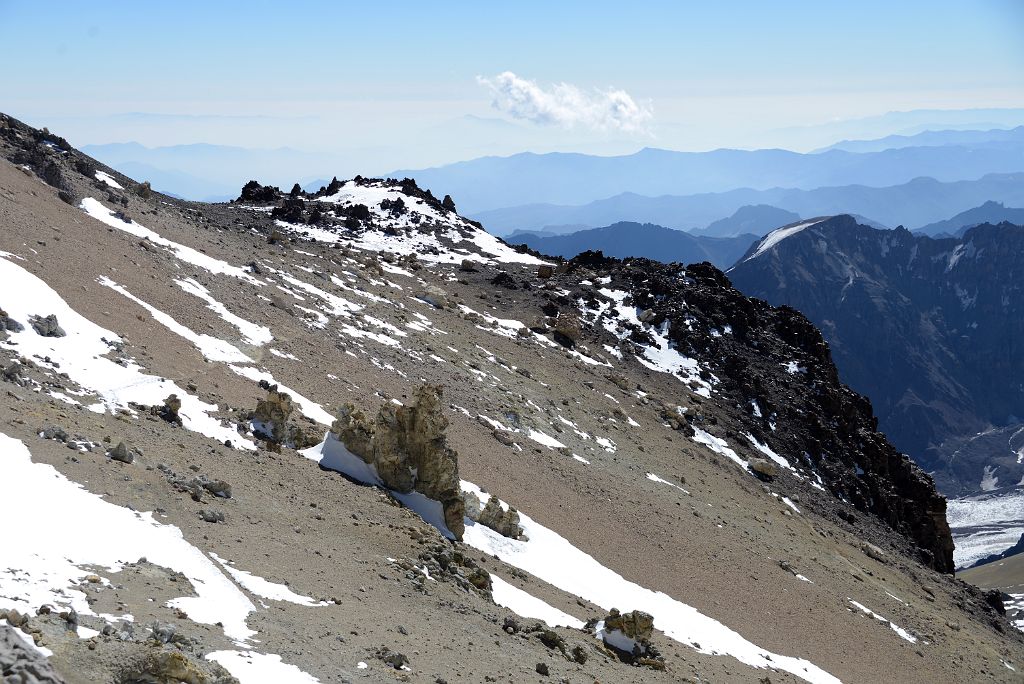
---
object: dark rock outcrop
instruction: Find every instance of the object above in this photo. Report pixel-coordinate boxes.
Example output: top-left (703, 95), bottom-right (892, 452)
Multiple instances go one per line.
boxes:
top-left (238, 180), bottom-right (280, 203)
top-left (29, 314), bottom-right (65, 338)
top-left (563, 251), bottom-right (955, 573)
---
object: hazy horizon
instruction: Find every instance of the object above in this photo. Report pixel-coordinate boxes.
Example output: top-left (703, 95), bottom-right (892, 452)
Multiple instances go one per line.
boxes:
top-left (3, 0), bottom-right (1023, 176)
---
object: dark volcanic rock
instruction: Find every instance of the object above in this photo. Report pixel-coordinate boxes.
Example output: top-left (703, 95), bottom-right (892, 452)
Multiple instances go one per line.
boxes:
top-left (29, 314), bottom-right (65, 337)
top-left (238, 180), bottom-right (280, 203)
top-left (568, 251), bottom-right (955, 573)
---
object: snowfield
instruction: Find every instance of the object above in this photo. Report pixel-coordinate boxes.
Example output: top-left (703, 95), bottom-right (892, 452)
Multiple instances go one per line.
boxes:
top-left (948, 488), bottom-right (1024, 568)
top-left (0, 255), bottom-right (255, 448)
top-left (741, 218), bottom-right (828, 263)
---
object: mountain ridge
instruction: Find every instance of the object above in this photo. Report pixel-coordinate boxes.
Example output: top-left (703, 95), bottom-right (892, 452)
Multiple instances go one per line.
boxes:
top-left (2, 110), bottom-right (1021, 683)
top-left (393, 141), bottom-right (1024, 214)
top-left (728, 215), bottom-right (1024, 498)
top-left (472, 173), bottom-right (1024, 236)
top-left (509, 221), bottom-right (756, 269)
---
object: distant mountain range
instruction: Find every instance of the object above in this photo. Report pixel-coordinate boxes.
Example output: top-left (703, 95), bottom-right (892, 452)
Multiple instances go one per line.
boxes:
top-left (394, 133), bottom-right (1024, 214)
top-left (727, 216), bottom-right (1024, 497)
top-left (509, 222), bottom-right (757, 269)
top-left (472, 173), bottom-right (1024, 237)
top-left (915, 201), bottom-right (1024, 237)
top-left (817, 126), bottom-right (1024, 153)
top-left (693, 205), bottom-right (800, 237)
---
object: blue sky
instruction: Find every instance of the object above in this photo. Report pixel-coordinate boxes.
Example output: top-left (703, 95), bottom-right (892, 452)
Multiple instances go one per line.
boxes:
top-left (2, 0), bottom-right (1023, 172)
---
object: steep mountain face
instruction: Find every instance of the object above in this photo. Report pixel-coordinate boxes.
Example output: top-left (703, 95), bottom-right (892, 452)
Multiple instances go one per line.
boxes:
top-left (728, 216), bottom-right (1024, 499)
top-left (569, 251), bottom-right (954, 573)
top-left (509, 222), bottom-right (756, 269)
top-left (916, 200), bottom-right (1024, 237)
top-left (2, 113), bottom-right (1022, 683)
top-left (696, 204), bottom-right (800, 237)
top-left (472, 172), bottom-right (1024, 236)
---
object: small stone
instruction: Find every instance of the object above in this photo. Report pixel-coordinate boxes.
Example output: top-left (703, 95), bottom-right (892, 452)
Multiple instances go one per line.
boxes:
top-left (199, 509), bottom-right (225, 523)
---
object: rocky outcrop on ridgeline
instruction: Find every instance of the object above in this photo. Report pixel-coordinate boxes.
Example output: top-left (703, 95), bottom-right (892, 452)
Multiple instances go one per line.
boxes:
top-left (558, 251), bottom-right (955, 573)
top-left (237, 180), bottom-right (281, 203)
top-left (332, 385), bottom-right (466, 539)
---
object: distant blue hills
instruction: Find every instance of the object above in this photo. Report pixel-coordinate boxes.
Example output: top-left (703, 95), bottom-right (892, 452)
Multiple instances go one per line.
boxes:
top-left (393, 127), bottom-right (1024, 214)
top-left (472, 173), bottom-right (1024, 236)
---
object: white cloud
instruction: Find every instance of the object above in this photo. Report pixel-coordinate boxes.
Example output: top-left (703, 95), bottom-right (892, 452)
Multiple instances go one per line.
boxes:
top-left (477, 71), bottom-right (653, 133)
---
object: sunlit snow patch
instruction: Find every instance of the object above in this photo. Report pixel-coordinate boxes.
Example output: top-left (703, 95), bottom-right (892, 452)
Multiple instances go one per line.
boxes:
top-left (691, 427), bottom-right (748, 469)
top-left (210, 554), bottom-right (328, 607)
top-left (489, 575), bottom-right (584, 629)
top-left (741, 219), bottom-right (827, 262)
top-left (589, 288), bottom-right (712, 396)
top-left (80, 198), bottom-right (261, 284)
top-left (847, 599), bottom-right (917, 643)
top-left (175, 278), bottom-right (273, 346)
top-left (745, 433), bottom-right (794, 471)
top-left (99, 277), bottom-right (252, 364)
top-left (526, 429), bottom-right (565, 449)
top-left (646, 473), bottom-right (689, 494)
top-left (0, 433), bottom-right (256, 642)
top-left (206, 650), bottom-right (321, 684)
top-left (0, 257), bottom-right (253, 449)
top-left (94, 170), bottom-right (123, 189)
top-left (459, 482), bottom-right (841, 684)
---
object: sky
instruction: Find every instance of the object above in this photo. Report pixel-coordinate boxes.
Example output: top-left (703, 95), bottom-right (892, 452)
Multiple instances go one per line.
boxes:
top-left (2, 0), bottom-right (1023, 177)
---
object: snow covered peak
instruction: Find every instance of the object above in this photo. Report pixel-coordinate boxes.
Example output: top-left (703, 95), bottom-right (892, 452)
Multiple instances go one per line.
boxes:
top-left (741, 217), bottom-right (830, 263)
top-left (238, 177), bottom-right (550, 267)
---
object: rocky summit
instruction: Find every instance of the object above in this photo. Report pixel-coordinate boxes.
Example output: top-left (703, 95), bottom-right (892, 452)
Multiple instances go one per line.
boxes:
top-left (0, 111), bottom-right (1022, 684)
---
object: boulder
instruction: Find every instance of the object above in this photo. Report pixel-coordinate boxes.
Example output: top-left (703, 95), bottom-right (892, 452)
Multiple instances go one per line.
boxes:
top-left (0, 308), bottom-right (24, 332)
top-left (0, 622), bottom-right (67, 683)
top-left (29, 314), bottom-right (65, 338)
top-left (417, 285), bottom-right (449, 309)
top-left (109, 441), bottom-right (133, 464)
top-left (252, 387), bottom-right (295, 445)
top-left (552, 313), bottom-right (581, 348)
top-left (332, 385), bottom-right (465, 539)
top-left (748, 457), bottom-right (778, 481)
top-left (537, 264), bottom-right (554, 279)
top-left (238, 180), bottom-right (279, 203)
top-left (464, 492), bottom-right (525, 539)
top-left (161, 394), bottom-right (182, 425)
top-left (602, 608), bottom-right (654, 645)
top-left (598, 609), bottom-right (664, 668)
